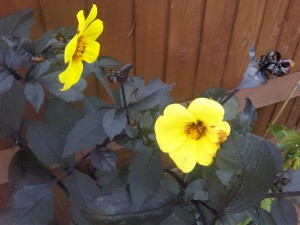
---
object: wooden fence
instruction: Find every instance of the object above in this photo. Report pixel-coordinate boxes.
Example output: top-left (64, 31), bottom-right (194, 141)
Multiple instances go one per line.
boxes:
top-left (1, 0), bottom-right (300, 213)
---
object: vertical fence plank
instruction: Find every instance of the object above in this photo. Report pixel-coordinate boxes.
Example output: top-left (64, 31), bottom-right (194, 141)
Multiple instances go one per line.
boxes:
top-left (87, 0), bottom-right (134, 102)
top-left (286, 97), bottom-right (300, 128)
top-left (221, 0), bottom-right (266, 90)
top-left (134, 0), bottom-right (169, 82)
top-left (248, 0), bottom-right (290, 136)
top-left (264, 0), bottom-right (300, 137)
top-left (193, 0), bottom-right (238, 97)
top-left (164, 0), bottom-right (205, 102)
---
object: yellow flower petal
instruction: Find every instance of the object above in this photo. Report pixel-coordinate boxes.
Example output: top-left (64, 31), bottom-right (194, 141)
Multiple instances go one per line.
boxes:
top-left (64, 35), bottom-right (78, 63)
top-left (164, 104), bottom-right (196, 124)
top-left (59, 61), bottom-right (83, 91)
top-left (188, 98), bottom-right (224, 124)
top-left (155, 116), bottom-right (187, 153)
top-left (85, 4), bottom-right (98, 28)
top-left (197, 148), bottom-right (213, 166)
top-left (77, 10), bottom-right (85, 34)
top-left (198, 136), bottom-right (219, 155)
top-left (82, 40), bottom-right (100, 63)
top-left (82, 19), bottom-right (103, 40)
top-left (169, 138), bottom-right (198, 173)
top-left (206, 121), bottom-right (230, 143)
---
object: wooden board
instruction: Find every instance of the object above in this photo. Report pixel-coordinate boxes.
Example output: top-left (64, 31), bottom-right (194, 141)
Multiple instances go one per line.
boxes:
top-left (193, 0), bottom-right (238, 97)
top-left (164, 0), bottom-right (205, 101)
top-left (134, 0), bottom-right (169, 82)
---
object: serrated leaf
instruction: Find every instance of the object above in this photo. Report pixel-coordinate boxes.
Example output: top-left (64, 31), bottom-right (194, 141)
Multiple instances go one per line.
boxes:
top-left (128, 148), bottom-right (164, 210)
top-left (24, 81), bottom-right (44, 112)
top-left (0, 8), bottom-right (34, 38)
top-left (185, 179), bottom-right (208, 201)
top-left (82, 186), bottom-right (181, 225)
top-left (90, 146), bottom-right (117, 172)
top-left (0, 184), bottom-right (53, 225)
top-left (26, 121), bottom-right (65, 166)
top-left (125, 124), bottom-right (138, 138)
top-left (83, 96), bottom-right (105, 114)
top-left (269, 124), bottom-right (289, 141)
top-left (127, 79), bottom-right (172, 110)
top-left (103, 108), bottom-right (127, 140)
top-left (44, 97), bottom-right (83, 135)
top-left (139, 111), bottom-right (153, 129)
top-left (216, 168), bottom-right (235, 186)
top-left (96, 56), bottom-right (122, 68)
top-left (8, 150), bottom-right (52, 193)
top-left (2, 36), bottom-right (33, 61)
top-left (270, 198), bottom-right (297, 225)
top-left (265, 141), bottom-right (283, 173)
top-left (63, 112), bottom-right (108, 157)
top-left (0, 80), bottom-right (25, 139)
top-left (282, 168), bottom-right (300, 207)
top-left (39, 71), bottom-right (86, 102)
top-left (232, 98), bottom-right (257, 135)
top-left (69, 170), bottom-right (101, 225)
top-left (204, 131), bottom-right (275, 216)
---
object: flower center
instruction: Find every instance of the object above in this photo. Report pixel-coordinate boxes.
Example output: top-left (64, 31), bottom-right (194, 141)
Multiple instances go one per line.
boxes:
top-left (73, 37), bottom-right (87, 62)
top-left (185, 121), bottom-right (205, 140)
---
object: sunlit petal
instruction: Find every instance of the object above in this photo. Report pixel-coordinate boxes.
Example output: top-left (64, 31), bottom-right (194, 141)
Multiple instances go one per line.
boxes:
top-left (164, 104), bottom-right (196, 124)
top-left (188, 98), bottom-right (224, 124)
top-left (77, 10), bottom-right (85, 33)
top-left (82, 40), bottom-right (100, 63)
top-left (82, 19), bottom-right (103, 40)
top-left (64, 35), bottom-right (78, 63)
top-left (59, 62), bottom-right (83, 91)
top-left (155, 116), bottom-right (188, 153)
top-left (198, 136), bottom-right (218, 155)
top-left (85, 4), bottom-right (97, 27)
top-left (169, 139), bottom-right (198, 173)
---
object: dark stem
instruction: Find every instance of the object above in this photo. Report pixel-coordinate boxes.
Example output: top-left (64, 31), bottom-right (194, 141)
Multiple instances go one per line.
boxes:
top-left (24, 65), bottom-right (36, 81)
top-left (266, 191), bottom-right (300, 198)
top-left (220, 89), bottom-right (240, 105)
top-left (164, 168), bottom-right (187, 189)
top-left (121, 84), bottom-right (131, 124)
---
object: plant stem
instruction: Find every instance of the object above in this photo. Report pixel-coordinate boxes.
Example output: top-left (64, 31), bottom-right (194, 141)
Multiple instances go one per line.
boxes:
top-left (121, 84), bottom-right (131, 124)
top-left (220, 89), bottom-right (240, 105)
top-left (263, 77), bottom-right (300, 138)
top-left (266, 191), bottom-right (300, 198)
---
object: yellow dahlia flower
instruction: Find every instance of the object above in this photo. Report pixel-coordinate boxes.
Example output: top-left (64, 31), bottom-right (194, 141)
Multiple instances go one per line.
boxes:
top-left (155, 98), bottom-right (230, 173)
top-left (59, 4), bottom-right (103, 91)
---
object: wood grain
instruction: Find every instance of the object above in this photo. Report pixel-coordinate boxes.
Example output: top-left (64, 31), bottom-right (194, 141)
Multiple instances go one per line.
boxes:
top-left (134, 0), bottom-right (169, 82)
top-left (194, 0), bottom-right (238, 97)
top-left (164, 0), bottom-right (205, 101)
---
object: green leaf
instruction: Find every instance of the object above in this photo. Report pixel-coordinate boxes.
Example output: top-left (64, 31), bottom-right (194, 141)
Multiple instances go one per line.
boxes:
top-left (185, 179), bottom-right (208, 201)
top-left (125, 124), bottom-right (138, 138)
top-left (68, 170), bottom-right (101, 225)
top-left (82, 186), bottom-right (181, 225)
top-left (0, 80), bottom-right (25, 139)
top-left (90, 146), bottom-right (117, 172)
top-left (270, 198), bottom-right (297, 225)
top-left (128, 147), bottom-right (164, 210)
top-left (63, 112), bottom-right (108, 157)
top-left (269, 124), bottom-right (289, 140)
top-left (24, 81), bottom-right (44, 112)
top-left (26, 121), bottom-right (66, 166)
top-left (96, 56), bottom-right (122, 68)
top-left (216, 168), bottom-right (235, 186)
top-left (127, 79), bottom-right (172, 110)
top-left (265, 141), bottom-right (283, 173)
top-left (44, 97), bottom-right (83, 135)
top-left (204, 131), bottom-right (275, 216)
top-left (102, 108), bottom-right (127, 140)
top-left (232, 98), bottom-right (257, 135)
